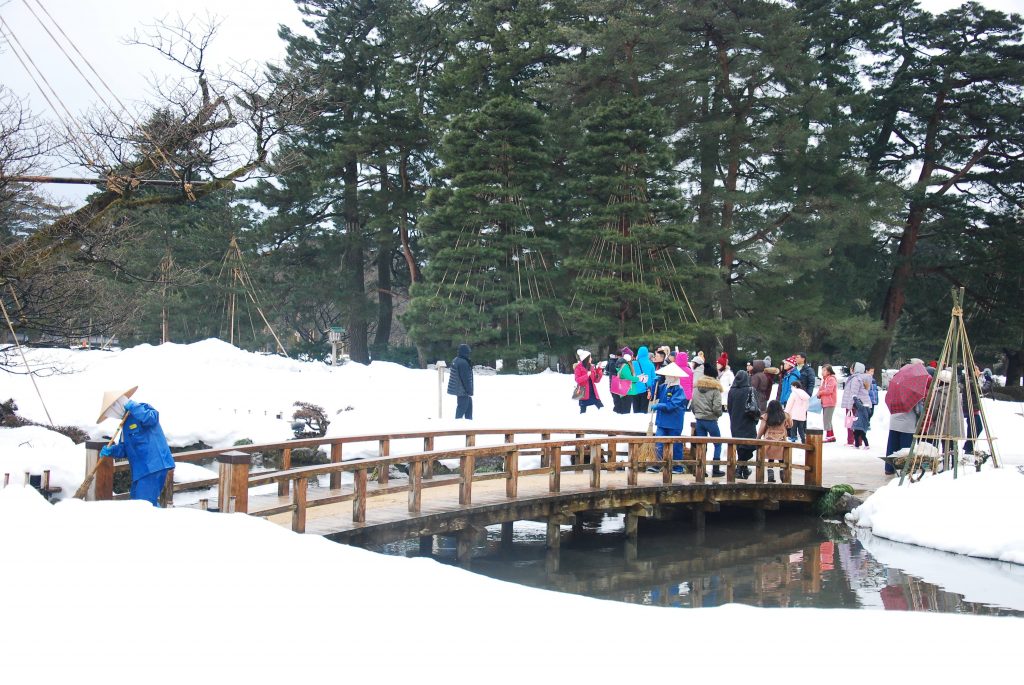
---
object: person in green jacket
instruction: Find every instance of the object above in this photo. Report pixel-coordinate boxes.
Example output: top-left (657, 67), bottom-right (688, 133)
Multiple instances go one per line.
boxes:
top-left (617, 347), bottom-right (649, 414)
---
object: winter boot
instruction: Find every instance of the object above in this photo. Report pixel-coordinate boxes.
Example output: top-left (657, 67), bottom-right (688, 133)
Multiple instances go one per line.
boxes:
top-left (767, 468), bottom-right (776, 483)
top-left (824, 430), bottom-right (836, 443)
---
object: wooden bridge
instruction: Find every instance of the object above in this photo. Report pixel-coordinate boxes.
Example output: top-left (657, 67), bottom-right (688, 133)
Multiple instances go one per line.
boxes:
top-left (83, 427), bottom-right (825, 564)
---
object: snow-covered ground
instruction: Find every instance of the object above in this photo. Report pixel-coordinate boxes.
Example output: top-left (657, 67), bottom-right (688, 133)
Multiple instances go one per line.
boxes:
top-left (1, 341), bottom-right (1022, 681)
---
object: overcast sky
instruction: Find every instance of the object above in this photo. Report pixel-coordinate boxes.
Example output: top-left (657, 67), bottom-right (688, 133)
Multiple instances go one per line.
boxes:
top-left (1, 0), bottom-right (1022, 204)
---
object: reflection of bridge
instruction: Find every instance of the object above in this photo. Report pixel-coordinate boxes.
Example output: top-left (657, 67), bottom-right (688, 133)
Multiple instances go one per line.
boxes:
top-left (83, 427), bottom-right (824, 564)
top-left (471, 523), bottom-right (825, 600)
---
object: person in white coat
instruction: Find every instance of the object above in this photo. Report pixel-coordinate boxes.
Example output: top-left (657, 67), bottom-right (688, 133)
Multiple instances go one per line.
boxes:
top-left (716, 352), bottom-right (734, 410)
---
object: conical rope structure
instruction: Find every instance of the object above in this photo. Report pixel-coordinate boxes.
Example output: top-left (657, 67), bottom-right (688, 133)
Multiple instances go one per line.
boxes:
top-left (899, 288), bottom-right (998, 484)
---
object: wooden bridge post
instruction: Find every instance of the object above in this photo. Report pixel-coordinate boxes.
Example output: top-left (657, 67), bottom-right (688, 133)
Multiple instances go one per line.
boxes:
top-left (159, 469), bottom-right (174, 508)
top-left (805, 429), bottom-right (823, 486)
top-left (627, 442), bottom-right (638, 486)
top-left (279, 447), bottom-right (293, 496)
top-left (408, 460), bottom-right (423, 513)
top-left (465, 433), bottom-right (476, 448)
top-left (460, 453), bottom-right (475, 505)
top-left (662, 440), bottom-right (672, 484)
top-left (575, 433), bottom-right (585, 464)
top-left (422, 436), bottom-right (434, 480)
top-left (84, 440), bottom-right (114, 501)
top-left (590, 445), bottom-right (601, 488)
top-left (501, 521), bottom-right (514, 552)
top-left (756, 448), bottom-right (765, 484)
top-left (291, 476), bottom-right (307, 533)
top-left (607, 439), bottom-right (616, 465)
top-left (217, 451), bottom-right (252, 514)
top-left (378, 439), bottom-right (390, 485)
top-left (506, 449), bottom-right (519, 499)
top-left (353, 468), bottom-right (367, 523)
top-left (726, 443), bottom-right (737, 482)
top-left (540, 433), bottom-right (551, 467)
top-left (548, 447), bottom-right (560, 493)
top-left (694, 443), bottom-right (706, 484)
top-left (782, 445), bottom-right (793, 484)
top-left (329, 443), bottom-right (342, 490)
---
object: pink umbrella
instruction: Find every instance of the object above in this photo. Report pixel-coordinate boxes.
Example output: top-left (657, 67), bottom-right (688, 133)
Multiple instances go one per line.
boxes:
top-left (885, 364), bottom-right (931, 414)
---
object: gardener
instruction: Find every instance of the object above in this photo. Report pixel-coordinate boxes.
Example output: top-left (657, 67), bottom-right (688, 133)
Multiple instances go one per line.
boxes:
top-left (649, 361), bottom-right (689, 473)
top-left (97, 387), bottom-right (175, 506)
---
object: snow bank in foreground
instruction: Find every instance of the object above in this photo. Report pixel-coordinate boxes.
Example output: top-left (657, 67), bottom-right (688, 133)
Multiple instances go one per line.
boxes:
top-left (847, 467), bottom-right (1024, 565)
top-left (0, 485), bottom-right (1019, 684)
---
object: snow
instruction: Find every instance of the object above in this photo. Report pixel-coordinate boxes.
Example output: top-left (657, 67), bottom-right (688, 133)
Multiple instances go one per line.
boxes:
top-left (1, 341), bottom-right (1023, 681)
top-left (1, 483), bottom-right (1020, 683)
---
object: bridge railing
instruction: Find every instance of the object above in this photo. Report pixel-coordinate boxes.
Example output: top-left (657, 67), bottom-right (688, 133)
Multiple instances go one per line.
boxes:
top-left (83, 428), bottom-right (823, 530)
top-left (83, 428), bottom-right (643, 503)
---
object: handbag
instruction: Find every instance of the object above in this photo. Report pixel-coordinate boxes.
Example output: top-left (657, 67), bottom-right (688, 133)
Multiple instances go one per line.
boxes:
top-left (744, 387), bottom-right (761, 419)
top-left (610, 375), bottom-right (631, 396)
top-left (808, 396), bottom-right (822, 414)
top-left (572, 384), bottom-right (586, 400)
top-left (845, 412), bottom-right (855, 429)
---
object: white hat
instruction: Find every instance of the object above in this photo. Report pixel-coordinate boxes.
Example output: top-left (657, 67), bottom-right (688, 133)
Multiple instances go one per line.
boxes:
top-left (97, 386), bottom-right (137, 423)
top-left (937, 369), bottom-right (953, 384)
top-left (910, 358), bottom-right (924, 365)
top-left (656, 362), bottom-right (690, 378)
top-left (576, 349), bottom-right (591, 362)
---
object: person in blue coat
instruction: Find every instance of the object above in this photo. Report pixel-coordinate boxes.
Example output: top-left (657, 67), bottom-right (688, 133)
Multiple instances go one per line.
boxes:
top-left (634, 346), bottom-right (656, 413)
top-left (98, 388), bottom-right (175, 506)
top-left (649, 361), bottom-right (689, 472)
top-left (778, 356), bottom-right (800, 405)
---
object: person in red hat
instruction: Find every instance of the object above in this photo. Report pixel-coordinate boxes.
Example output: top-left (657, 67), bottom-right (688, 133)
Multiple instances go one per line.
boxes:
top-left (717, 352), bottom-right (734, 411)
top-left (778, 355), bottom-right (800, 406)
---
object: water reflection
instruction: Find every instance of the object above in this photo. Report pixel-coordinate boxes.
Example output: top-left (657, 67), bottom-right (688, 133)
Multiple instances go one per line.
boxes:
top-left (378, 514), bottom-right (1024, 616)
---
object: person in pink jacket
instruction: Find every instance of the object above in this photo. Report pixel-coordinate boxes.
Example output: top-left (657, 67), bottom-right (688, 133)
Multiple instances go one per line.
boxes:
top-left (676, 350), bottom-right (694, 401)
top-left (784, 380), bottom-right (810, 443)
top-left (573, 349), bottom-right (605, 413)
top-left (818, 365), bottom-right (838, 442)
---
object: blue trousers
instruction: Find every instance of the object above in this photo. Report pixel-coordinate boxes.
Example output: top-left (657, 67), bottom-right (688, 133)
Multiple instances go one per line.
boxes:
top-left (455, 395), bottom-right (473, 420)
top-left (655, 426), bottom-right (683, 461)
top-left (695, 419), bottom-right (722, 461)
top-left (130, 468), bottom-right (171, 506)
top-left (963, 414), bottom-right (984, 453)
top-left (885, 430), bottom-right (914, 475)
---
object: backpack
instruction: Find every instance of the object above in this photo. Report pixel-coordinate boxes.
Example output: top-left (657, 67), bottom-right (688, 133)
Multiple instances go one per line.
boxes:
top-left (745, 387), bottom-right (762, 419)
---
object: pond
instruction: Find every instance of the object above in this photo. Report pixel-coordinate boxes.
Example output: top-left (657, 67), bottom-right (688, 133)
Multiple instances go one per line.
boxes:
top-left (376, 512), bottom-right (1024, 616)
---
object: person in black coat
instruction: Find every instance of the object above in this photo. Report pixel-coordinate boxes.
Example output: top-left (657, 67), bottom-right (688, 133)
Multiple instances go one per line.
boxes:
top-left (447, 343), bottom-right (474, 420)
top-left (727, 370), bottom-right (758, 480)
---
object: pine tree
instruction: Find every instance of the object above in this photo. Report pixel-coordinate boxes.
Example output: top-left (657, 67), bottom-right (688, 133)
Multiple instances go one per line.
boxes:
top-left (404, 96), bottom-right (561, 363)
top-left (862, 2), bottom-right (1024, 370)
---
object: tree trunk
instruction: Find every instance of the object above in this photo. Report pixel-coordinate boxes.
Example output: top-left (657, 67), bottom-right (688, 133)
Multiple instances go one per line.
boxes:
top-left (1005, 348), bottom-right (1023, 387)
top-left (375, 228), bottom-right (393, 349)
top-left (343, 157), bottom-right (369, 364)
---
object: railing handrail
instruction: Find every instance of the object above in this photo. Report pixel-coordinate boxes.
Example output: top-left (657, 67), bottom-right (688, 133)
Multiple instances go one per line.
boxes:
top-left (169, 427), bottom-right (647, 463)
top-left (241, 435), bottom-right (815, 487)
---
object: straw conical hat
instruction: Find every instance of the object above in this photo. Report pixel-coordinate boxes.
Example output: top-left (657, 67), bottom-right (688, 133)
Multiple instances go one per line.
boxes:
top-left (655, 362), bottom-right (689, 378)
top-left (97, 386), bottom-right (137, 423)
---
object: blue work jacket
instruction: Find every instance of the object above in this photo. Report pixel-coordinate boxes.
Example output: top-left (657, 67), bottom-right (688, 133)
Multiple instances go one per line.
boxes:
top-left (654, 384), bottom-right (688, 430)
top-left (106, 401), bottom-right (175, 480)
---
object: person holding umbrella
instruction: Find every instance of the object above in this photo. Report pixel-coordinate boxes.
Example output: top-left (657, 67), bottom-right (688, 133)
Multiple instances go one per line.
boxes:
top-left (884, 360), bottom-right (931, 475)
top-left (97, 387), bottom-right (175, 506)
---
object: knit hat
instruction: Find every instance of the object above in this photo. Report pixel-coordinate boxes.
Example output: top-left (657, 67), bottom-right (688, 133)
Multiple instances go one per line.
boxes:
top-left (717, 352), bottom-right (728, 368)
top-left (853, 362), bottom-right (865, 374)
top-left (910, 358), bottom-right (924, 365)
top-left (763, 356), bottom-right (772, 366)
top-left (784, 355), bottom-right (798, 368)
top-left (620, 346), bottom-right (633, 356)
top-left (655, 362), bottom-right (689, 378)
top-left (577, 349), bottom-right (591, 362)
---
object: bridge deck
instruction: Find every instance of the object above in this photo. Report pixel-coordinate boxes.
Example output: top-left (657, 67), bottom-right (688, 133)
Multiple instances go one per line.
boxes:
top-left (251, 467), bottom-right (820, 542)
